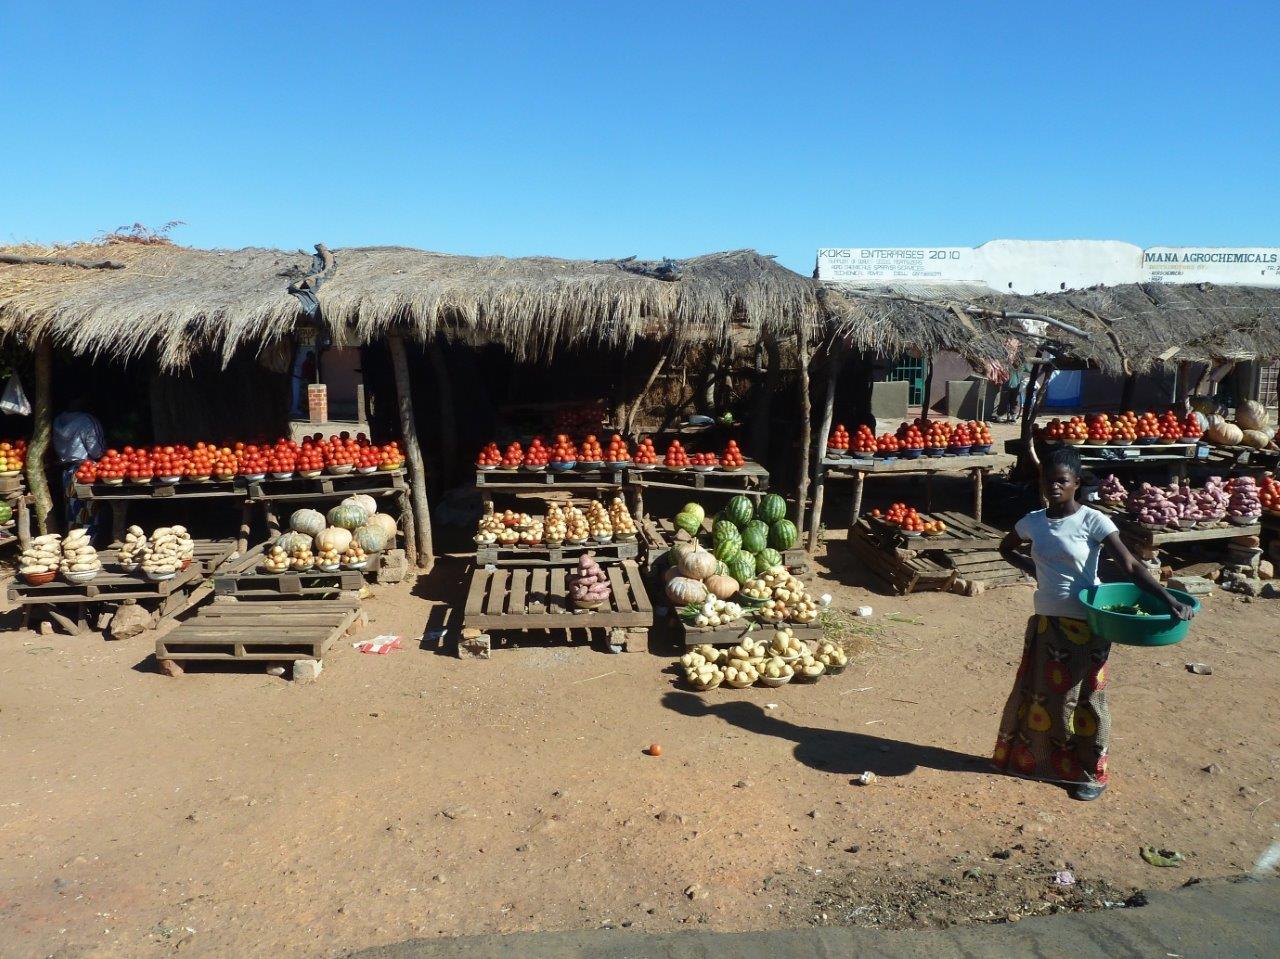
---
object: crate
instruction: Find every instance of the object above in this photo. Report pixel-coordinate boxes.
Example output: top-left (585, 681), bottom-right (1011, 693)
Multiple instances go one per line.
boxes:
top-left (212, 544), bottom-right (376, 598)
top-left (865, 510), bottom-right (1004, 552)
top-left (245, 470), bottom-right (407, 502)
top-left (462, 559), bottom-right (654, 634)
top-left (0, 473), bottom-right (26, 495)
top-left (475, 539), bottom-right (638, 567)
top-left (847, 520), bottom-right (955, 595)
top-left (156, 600), bottom-right (364, 664)
top-left (673, 617), bottom-right (823, 648)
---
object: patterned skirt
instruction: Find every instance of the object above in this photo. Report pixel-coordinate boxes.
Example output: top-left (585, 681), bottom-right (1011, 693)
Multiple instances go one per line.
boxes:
top-left (993, 615), bottom-right (1111, 786)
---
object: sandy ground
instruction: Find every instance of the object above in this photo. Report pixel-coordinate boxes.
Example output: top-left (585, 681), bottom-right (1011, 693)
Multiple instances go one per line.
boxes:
top-left (1, 536), bottom-right (1278, 959)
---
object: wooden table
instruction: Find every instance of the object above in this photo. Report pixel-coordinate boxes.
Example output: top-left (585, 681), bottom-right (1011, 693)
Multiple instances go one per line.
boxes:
top-left (625, 462), bottom-right (770, 521)
top-left (8, 562), bottom-right (207, 634)
top-left (815, 453), bottom-right (1005, 529)
top-left (1004, 439), bottom-right (1204, 480)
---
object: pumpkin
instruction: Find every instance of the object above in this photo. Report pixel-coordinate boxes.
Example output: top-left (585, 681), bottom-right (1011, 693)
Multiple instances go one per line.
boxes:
top-left (665, 542), bottom-right (695, 568)
top-left (663, 565), bottom-right (683, 583)
top-left (1241, 429), bottom-right (1271, 449)
top-left (1236, 399), bottom-right (1271, 432)
top-left (1204, 413), bottom-right (1225, 429)
top-left (678, 547), bottom-right (717, 581)
top-left (275, 531), bottom-right (313, 553)
top-left (353, 524), bottom-right (387, 553)
top-left (289, 508), bottom-right (326, 537)
top-left (315, 527), bottom-right (352, 553)
top-left (705, 574), bottom-right (739, 600)
top-left (327, 503), bottom-right (369, 530)
top-left (366, 512), bottom-right (398, 541)
top-left (665, 576), bottom-right (708, 606)
top-left (1205, 421), bottom-right (1244, 447)
top-left (342, 494), bottom-right (379, 517)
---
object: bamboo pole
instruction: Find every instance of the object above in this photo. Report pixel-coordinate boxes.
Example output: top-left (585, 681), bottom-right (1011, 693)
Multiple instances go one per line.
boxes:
top-left (793, 322), bottom-right (813, 535)
top-left (622, 338), bottom-right (672, 439)
top-left (387, 334), bottom-right (434, 571)
top-left (26, 338), bottom-right (56, 535)
top-left (807, 339), bottom-right (842, 552)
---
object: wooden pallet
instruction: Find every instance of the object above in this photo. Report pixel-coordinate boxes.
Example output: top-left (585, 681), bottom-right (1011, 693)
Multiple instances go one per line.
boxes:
top-left (0, 473), bottom-right (26, 495)
top-left (103, 537), bottom-right (239, 575)
top-left (156, 600), bottom-right (363, 663)
top-left (651, 518), bottom-right (809, 573)
top-left (74, 480), bottom-right (244, 500)
top-left (462, 559), bottom-right (654, 632)
top-left (475, 539), bottom-right (638, 566)
top-left (8, 562), bottom-right (202, 604)
top-left (212, 543), bottom-right (375, 598)
top-left (937, 549), bottom-right (1024, 590)
top-left (626, 462), bottom-right (769, 497)
top-left (865, 510), bottom-right (1004, 551)
top-left (475, 467), bottom-right (627, 490)
top-left (847, 520), bottom-right (955, 595)
top-left (245, 470), bottom-right (407, 501)
top-left (673, 617), bottom-right (823, 648)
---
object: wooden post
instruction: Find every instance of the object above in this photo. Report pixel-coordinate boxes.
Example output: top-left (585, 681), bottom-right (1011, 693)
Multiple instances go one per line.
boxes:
top-left (622, 338), bottom-right (672, 439)
top-left (388, 334), bottom-right (434, 571)
top-left (807, 340), bottom-right (842, 552)
top-left (793, 322), bottom-right (813, 536)
top-left (920, 358), bottom-right (934, 423)
top-left (973, 468), bottom-right (985, 523)
top-left (26, 338), bottom-right (56, 536)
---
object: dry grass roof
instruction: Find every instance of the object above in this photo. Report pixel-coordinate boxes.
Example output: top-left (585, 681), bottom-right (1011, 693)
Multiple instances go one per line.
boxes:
top-left (0, 241), bottom-right (820, 369)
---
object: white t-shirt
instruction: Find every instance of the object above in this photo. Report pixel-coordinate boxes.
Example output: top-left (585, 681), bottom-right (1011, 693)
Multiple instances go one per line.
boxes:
top-left (1015, 505), bottom-right (1118, 618)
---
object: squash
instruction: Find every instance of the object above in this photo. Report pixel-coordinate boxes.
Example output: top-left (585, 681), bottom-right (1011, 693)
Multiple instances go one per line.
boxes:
top-left (678, 547), bottom-right (717, 581)
top-left (665, 576), bottom-right (708, 606)
top-left (315, 527), bottom-right (353, 553)
top-left (353, 524), bottom-right (387, 553)
top-left (1205, 421), bottom-right (1244, 447)
top-left (275, 531), bottom-right (313, 553)
top-left (1205, 413), bottom-right (1225, 429)
top-left (663, 565), bottom-right (682, 584)
top-left (1241, 429), bottom-right (1271, 449)
top-left (342, 494), bottom-right (379, 518)
top-left (1236, 399), bottom-right (1271, 432)
top-left (705, 574), bottom-right (739, 600)
top-left (289, 508), bottom-right (326, 537)
top-left (327, 503), bottom-right (369, 530)
top-left (366, 512), bottom-right (398, 542)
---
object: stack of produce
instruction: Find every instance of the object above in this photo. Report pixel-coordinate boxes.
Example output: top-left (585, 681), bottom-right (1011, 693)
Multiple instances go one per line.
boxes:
top-left (760, 656), bottom-right (795, 684)
top-left (689, 452), bottom-right (718, 468)
top-left (632, 438), bottom-right (659, 467)
top-left (1194, 477), bottom-right (1230, 521)
top-left (1125, 483), bottom-right (1180, 527)
top-left (172, 525), bottom-right (195, 566)
top-left (118, 525), bottom-right (149, 568)
top-left (605, 434), bottom-right (630, 463)
top-left (853, 425), bottom-right (878, 455)
top-left (567, 553), bottom-right (611, 608)
top-left (608, 496), bottom-right (637, 539)
top-left (497, 524), bottom-right (520, 546)
top-left (0, 438), bottom-right (27, 474)
top-left (524, 438), bottom-right (550, 469)
top-left (948, 422), bottom-right (975, 451)
top-left (315, 540), bottom-right (342, 569)
top-left (720, 440), bottom-right (745, 469)
top-left (768, 627), bottom-right (807, 659)
top-left (519, 522), bottom-right (545, 546)
top-left (794, 652), bottom-right (825, 682)
top-left (875, 433), bottom-right (900, 456)
top-left (474, 513), bottom-right (504, 545)
top-left (1260, 475), bottom-right (1280, 514)
top-left (564, 505), bottom-right (589, 543)
top-left (1086, 414), bottom-right (1113, 444)
top-left (267, 440), bottom-right (299, 476)
top-left (1134, 412), bottom-right (1161, 442)
top-left (544, 503), bottom-right (567, 544)
top-left (340, 543), bottom-right (368, 568)
top-left (1181, 412), bottom-right (1203, 441)
top-left (273, 530), bottom-right (315, 571)
top-left (1228, 476), bottom-right (1261, 521)
top-left (827, 425), bottom-right (850, 453)
top-left (18, 533), bottom-right (62, 583)
top-left (1097, 474), bottom-right (1127, 505)
top-left (1157, 410), bottom-right (1183, 442)
top-left (295, 441), bottom-right (324, 476)
top-left (579, 435), bottom-right (604, 463)
top-left (261, 545), bottom-right (291, 573)
top-left (872, 502), bottom-right (945, 535)
top-left (475, 443), bottom-right (502, 468)
top-left (898, 422), bottom-right (925, 454)
top-left (683, 656), bottom-right (725, 691)
top-left (722, 660), bottom-right (760, 689)
top-left (1166, 482), bottom-right (1196, 523)
top-left (550, 435), bottom-right (578, 467)
top-left (813, 640), bottom-right (849, 672)
top-left (500, 442), bottom-right (524, 468)
top-left (663, 440), bottom-right (689, 469)
top-left (142, 527), bottom-right (183, 579)
top-left (586, 501), bottom-right (612, 541)
top-left (969, 421), bottom-right (994, 448)
top-left (755, 568), bottom-right (820, 624)
top-left (1111, 414), bottom-right (1138, 444)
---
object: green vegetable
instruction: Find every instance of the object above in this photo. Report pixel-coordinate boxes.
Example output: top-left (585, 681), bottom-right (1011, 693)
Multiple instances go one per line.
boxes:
top-left (713, 541), bottom-right (740, 565)
top-left (755, 547), bottom-right (783, 571)
top-left (711, 520), bottom-right (741, 549)
top-left (681, 503), bottom-right (705, 524)
top-left (1104, 603), bottom-right (1149, 616)
top-left (674, 511), bottom-right (703, 537)
top-left (722, 495), bottom-right (754, 528)
top-left (727, 553), bottom-right (757, 584)
top-left (767, 518), bottom-right (798, 550)
top-left (740, 520), bottom-right (769, 554)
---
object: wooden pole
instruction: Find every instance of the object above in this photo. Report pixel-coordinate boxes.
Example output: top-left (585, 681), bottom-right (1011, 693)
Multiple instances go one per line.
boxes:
top-left (807, 340), bottom-right (842, 552)
top-left (920, 358), bottom-right (934, 423)
top-left (793, 322), bottom-right (813, 536)
top-left (387, 334), bottom-right (434, 571)
top-left (26, 338), bottom-right (56, 536)
top-left (622, 338), bottom-right (672, 439)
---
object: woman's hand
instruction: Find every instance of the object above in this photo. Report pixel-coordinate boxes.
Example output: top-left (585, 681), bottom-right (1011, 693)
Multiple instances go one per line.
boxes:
top-left (1167, 598), bottom-right (1195, 621)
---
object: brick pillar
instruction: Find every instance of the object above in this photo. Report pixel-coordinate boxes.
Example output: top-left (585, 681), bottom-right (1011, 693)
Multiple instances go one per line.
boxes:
top-left (307, 384), bottom-right (328, 425)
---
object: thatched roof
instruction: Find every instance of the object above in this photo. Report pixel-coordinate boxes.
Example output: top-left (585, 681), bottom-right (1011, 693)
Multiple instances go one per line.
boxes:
top-left (0, 241), bottom-right (821, 369)
top-left (822, 280), bottom-right (1280, 371)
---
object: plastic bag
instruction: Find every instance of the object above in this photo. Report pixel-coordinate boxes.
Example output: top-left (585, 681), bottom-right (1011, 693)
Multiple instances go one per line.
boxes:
top-left (0, 375), bottom-right (31, 416)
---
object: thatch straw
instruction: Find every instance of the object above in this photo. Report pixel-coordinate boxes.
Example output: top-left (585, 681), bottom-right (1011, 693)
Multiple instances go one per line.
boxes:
top-left (0, 242), bottom-right (820, 369)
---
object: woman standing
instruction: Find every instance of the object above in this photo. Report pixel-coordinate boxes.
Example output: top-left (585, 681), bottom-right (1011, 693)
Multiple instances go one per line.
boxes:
top-left (995, 447), bottom-right (1193, 801)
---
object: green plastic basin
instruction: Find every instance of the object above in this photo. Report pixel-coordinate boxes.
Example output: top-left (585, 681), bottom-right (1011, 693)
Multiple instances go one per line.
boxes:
top-left (1077, 583), bottom-right (1200, 647)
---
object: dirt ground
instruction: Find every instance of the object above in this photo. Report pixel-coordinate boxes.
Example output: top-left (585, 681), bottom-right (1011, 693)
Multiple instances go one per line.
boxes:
top-left (2, 531), bottom-right (1278, 959)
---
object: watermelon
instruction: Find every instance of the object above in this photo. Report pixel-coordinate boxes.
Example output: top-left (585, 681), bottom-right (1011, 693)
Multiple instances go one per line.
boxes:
top-left (768, 519), bottom-right (798, 551)
top-left (756, 547), bottom-right (783, 571)
top-left (0, 502), bottom-right (11, 525)
top-left (756, 492), bottom-right (787, 525)
top-left (727, 553), bottom-right (757, 584)
top-left (713, 541), bottom-right (740, 565)
top-left (681, 503), bottom-right (705, 524)
top-left (712, 519), bottom-right (741, 548)
top-left (723, 495), bottom-right (754, 528)
top-left (674, 510), bottom-right (703, 537)
top-left (741, 520), bottom-right (769, 554)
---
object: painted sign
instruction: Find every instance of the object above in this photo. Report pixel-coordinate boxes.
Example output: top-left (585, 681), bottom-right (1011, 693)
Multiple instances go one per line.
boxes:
top-left (817, 240), bottom-right (1280, 292)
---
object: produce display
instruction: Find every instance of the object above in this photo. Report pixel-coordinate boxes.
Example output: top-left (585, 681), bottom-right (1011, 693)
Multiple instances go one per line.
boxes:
top-left (827, 425), bottom-right (850, 453)
top-left (870, 502), bottom-right (946, 536)
top-left (74, 433), bottom-right (404, 484)
top-left (1261, 475), bottom-right (1280, 515)
top-left (753, 567), bottom-right (819, 624)
top-left (474, 432), bottom-right (751, 473)
top-left (663, 440), bottom-right (689, 470)
top-left (549, 435), bottom-right (578, 467)
top-left (678, 628), bottom-right (848, 692)
top-left (141, 526), bottom-right (185, 580)
top-left (117, 525), bottom-right (149, 568)
top-left (585, 500), bottom-right (613, 541)
top-left (632, 437), bottom-right (659, 467)
top-left (1123, 478), bottom-right (1236, 527)
top-left (1228, 476), bottom-right (1261, 521)
top-left (1097, 474), bottom-right (1127, 505)
top-left (875, 434), bottom-right (899, 457)
top-left (828, 420), bottom-right (992, 459)
top-left (567, 553), bottom-right (611, 608)
top-left (605, 434), bottom-right (631, 464)
top-left (544, 504), bottom-right (567, 544)
top-left (578, 435), bottom-right (604, 464)
top-left (262, 545), bottom-right (291, 573)
top-left (1041, 410), bottom-right (1207, 446)
top-left (523, 438), bottom-right (550, 470)
top-left (608, 496), bottom-right (636, 539)
top-left (18, 533), bottom-right (62, 583)
top-left (0, 438), bottom-right (28, 474)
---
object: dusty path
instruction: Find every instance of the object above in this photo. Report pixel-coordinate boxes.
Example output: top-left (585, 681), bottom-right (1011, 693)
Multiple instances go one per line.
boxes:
top-left (1, 547), bottom-right (1277, 958)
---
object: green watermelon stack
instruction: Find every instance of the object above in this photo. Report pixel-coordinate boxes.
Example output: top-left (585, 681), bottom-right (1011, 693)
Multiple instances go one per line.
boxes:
top-left (670, 490), bottom-right (797, 579)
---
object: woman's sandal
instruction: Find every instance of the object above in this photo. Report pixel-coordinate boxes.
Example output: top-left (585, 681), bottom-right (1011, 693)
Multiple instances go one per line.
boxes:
top-left (1071, 782), bottom-right (1107, 802)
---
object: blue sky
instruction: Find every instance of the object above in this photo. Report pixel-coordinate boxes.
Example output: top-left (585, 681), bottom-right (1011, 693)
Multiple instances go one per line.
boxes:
top-left (2, 1), bottom-right (1277, 274)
